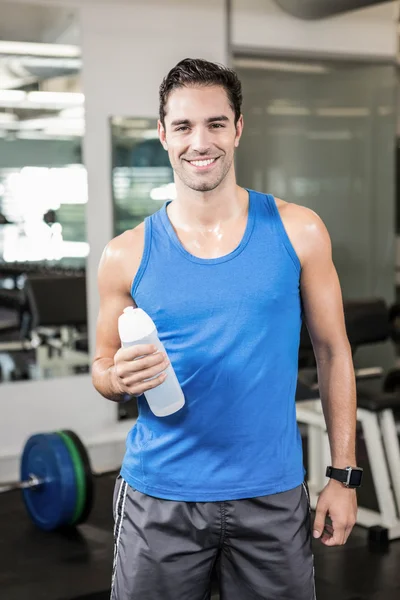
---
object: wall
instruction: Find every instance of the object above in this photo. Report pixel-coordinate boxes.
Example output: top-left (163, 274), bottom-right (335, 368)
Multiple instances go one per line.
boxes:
top-left (0, 0), bottom-right (397, 481)
top-left (233, 0), bottom-right (398, 59)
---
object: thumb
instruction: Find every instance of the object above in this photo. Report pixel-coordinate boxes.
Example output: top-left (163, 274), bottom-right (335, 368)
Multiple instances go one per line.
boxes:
top-left (313, 503), bottom-right (327, 539)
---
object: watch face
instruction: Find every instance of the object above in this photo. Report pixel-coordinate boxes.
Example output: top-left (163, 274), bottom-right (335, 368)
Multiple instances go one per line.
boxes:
top-left (350, 469), bottom-right (363, 486)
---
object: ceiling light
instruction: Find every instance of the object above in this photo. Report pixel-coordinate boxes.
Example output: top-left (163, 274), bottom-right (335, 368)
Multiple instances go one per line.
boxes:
top-left (27, 91), bottom-right (84, 105)
top-left (0, 41), bottom-right (80, 58)
top-left (60, 107), bottom-right (85, 119)
top-left (0, 90), bottom-right (26, 102)
top-left (316, 108), bottom-right (370, 117)
top-left (267, 106), bottom-right (311, 116)
top-left (234, 58), bottom-right (328, 74)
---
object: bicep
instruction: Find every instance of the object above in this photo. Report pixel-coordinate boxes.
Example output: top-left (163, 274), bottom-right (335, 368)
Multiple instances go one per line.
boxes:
top-left (93, 244), bottom-right (135, 363)
top-left (300, 221), bottom-right (349, 356)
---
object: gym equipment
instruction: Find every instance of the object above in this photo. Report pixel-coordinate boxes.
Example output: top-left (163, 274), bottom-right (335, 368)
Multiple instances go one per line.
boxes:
top-left (389, 302), bottom-right (400, 344)
top-left (297, 298), bottom-right (400, 544)
top-left (0, 430), bottom-right (94, 531)
top-left (60, 429), bottom-right (94, 525)
top-left (0, 273), bottom-right (89, 380)
top-left (383, 368), bottom-right (400, 394)
top-left (20, 433), bottom-right (77, 530)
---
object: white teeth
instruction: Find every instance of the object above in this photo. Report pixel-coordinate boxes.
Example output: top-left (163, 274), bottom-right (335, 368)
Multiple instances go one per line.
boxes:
top-left (190, 158), bottom-right (216, 167)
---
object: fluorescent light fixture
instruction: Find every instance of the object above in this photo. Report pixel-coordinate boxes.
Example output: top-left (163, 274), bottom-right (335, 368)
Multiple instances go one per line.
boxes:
top-left (0, 90), bottom-right (84, 110)
top-left (15, 131), bottom-right (80, 140)
top-left (267, 105), bottom-right (311, 116)
top-left (13, 117), bottom-right (84, 137)
top-left (307, 131), bottom-right (353, 141)
top-left (0, 90), bottom-right (26, 102)
top-left (316, 108), bottom-right (369, 117)
top-left (27, 91), bottom-right (84, 105)
top-left (17, 57), bottom-right (82, 69)
top-left (0, 41), bottom-right (80, 58)
top-left (60, 106), bottom-right (85, 119)
top-left (235, 58), bottom-right (329, 74)
top-left (112, 117), bottom-right (151, 128)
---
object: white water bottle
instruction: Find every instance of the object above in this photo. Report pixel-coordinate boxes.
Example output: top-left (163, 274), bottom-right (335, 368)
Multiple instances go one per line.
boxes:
top-left (118, 307), bottom-right (185, 417)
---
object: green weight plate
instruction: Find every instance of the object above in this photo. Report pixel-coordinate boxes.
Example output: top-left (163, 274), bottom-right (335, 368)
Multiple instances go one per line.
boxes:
top-left (61, 430), bottom-right (94, 525)
top-left (57, 431), bottom-right (86, 525)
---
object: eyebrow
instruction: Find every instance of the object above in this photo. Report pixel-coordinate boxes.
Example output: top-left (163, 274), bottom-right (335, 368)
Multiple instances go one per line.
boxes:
top-left (170, 115), bottom-right (230, 127)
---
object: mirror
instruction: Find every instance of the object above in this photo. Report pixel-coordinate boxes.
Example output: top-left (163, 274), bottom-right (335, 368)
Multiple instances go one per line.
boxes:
top-left (111, 117), bottom-right (173, 235)
top-left (110, 116), bottom-right (174, 419)
top-left (0, 2), bottom-right (89, 383)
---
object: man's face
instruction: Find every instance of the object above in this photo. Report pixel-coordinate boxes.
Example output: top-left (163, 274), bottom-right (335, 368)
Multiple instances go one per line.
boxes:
top-left (158, 85), bottom-right (243, 193)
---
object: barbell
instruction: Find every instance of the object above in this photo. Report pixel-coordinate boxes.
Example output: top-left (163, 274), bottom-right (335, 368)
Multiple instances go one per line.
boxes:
top-left (0, 430), bottom-right (94, 531)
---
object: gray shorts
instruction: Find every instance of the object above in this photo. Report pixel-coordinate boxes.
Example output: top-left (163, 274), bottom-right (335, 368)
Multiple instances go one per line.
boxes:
top-left (110, 476), bottom-right (316, 600)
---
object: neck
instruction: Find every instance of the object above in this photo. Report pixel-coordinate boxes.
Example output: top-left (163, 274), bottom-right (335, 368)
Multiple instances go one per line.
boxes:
top-left (169, 176), bottom-right (248, 231)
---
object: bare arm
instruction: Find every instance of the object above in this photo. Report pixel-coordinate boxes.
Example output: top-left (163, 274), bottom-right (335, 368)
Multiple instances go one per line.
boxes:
top-left (299, 213), bottom-right (357, 467)
top-left (280, 200), bottom-right (357, 545)
top-left (280, 201), bottom-right (356, 466)
top-left (92, 225), bottom-right (169, 401)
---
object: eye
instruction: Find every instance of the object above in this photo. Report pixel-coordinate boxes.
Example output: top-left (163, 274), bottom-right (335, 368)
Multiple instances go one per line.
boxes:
top-left (210, 123), bottom-right (224, 129)
top-left (176, 126), bottom-right (189, 132)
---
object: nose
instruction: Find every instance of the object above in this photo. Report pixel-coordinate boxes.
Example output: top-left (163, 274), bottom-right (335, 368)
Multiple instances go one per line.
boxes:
top-left (190, 127), bottom-right (212, 155)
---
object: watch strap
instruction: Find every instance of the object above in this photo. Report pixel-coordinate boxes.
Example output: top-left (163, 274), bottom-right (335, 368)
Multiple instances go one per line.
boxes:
top-left (326, 466), bottom-right (349, 484)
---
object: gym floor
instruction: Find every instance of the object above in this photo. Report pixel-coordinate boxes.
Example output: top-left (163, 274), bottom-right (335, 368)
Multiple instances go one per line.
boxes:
top-left (1, 471), bottom-right (400, 600)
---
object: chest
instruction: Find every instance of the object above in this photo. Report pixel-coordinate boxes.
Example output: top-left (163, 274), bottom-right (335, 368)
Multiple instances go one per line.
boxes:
top-left (135, 243), bottom-right (300, 337)
top-left (172, 217), bottom-right (248, 260)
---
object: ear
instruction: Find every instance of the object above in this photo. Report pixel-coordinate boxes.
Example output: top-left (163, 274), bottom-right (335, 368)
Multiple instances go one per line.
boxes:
top-left (234, 114), bottom-right (244, 148)
top-left (158, 120), bottom-right (168, 150)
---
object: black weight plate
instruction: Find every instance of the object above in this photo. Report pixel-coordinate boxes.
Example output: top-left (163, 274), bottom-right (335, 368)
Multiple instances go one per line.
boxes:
top-left (61, 430), bottom-right (94, 525)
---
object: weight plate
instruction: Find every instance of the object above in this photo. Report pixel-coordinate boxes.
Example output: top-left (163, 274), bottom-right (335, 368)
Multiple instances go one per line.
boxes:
top-left (61, 430), bottom-right (94, 525)
top-left (57, 431), bottom-right (86, 525)
top-left (20, 433), bottom-right (77, 531)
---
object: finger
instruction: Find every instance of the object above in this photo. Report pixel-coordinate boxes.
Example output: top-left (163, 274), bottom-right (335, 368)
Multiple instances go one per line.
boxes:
top-left (121, 344), bottom-right (157, 360)
top-left (117, 352), bottom-right (166, 377)
top-left (124, 358), bottom-right (170, 386)
top-left (130, 352), bottom-right (168, 374)
top-left (323, 523), bottom-right (346, 546)
top-left (313, 505), bottom-right (328, 540)
top-left (127, 371), bottom-right (168, 395)
top-left (319, 524), bottom-right (333, 544)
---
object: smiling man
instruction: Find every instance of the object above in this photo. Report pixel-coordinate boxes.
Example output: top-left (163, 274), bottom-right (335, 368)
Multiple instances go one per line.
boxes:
top-left (93, 58), bottom-right (360, 600)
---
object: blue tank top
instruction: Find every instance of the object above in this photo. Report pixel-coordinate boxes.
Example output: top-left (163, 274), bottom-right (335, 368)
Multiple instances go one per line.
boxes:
top-left (120, 189), bottom-right (305, 501)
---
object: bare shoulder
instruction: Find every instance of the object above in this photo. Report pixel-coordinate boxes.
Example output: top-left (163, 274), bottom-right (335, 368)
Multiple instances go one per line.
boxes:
top-left (274, 197), bottom-right (331, 265)
top-left (98, 222), bottom-right (145, 293)
top-left (102, 222), bottom-right (145, 262)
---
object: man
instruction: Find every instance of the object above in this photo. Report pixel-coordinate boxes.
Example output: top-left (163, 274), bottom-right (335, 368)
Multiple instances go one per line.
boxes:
top-left (92, 58), bottom-right (359, 600)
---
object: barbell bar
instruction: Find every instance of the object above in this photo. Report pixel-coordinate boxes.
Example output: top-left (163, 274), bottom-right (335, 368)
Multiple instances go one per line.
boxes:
top-left (0, 475), bottom-right (43, 494)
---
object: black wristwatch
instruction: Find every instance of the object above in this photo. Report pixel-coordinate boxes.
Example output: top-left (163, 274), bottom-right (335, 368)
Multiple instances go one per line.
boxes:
top-left (326, 466), bottom-right (363, 488)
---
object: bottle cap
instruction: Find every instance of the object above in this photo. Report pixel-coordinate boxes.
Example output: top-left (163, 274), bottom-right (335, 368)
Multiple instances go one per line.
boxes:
top-left (118, 307), bottom-right (156, 343)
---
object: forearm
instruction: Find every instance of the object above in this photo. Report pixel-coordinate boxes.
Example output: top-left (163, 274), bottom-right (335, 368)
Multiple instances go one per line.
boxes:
top-left (316, 345), bottom-right (357, 467)
top-left (92, 358), bottom-right (127, 402)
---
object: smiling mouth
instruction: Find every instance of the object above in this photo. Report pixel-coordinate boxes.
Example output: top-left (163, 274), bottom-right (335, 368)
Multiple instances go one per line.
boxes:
top-left (186, 157), bottom-right (219, 170)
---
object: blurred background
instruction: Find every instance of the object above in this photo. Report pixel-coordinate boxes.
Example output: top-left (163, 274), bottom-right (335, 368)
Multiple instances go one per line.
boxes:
top-left (1, 2), bottom-right (400, 599)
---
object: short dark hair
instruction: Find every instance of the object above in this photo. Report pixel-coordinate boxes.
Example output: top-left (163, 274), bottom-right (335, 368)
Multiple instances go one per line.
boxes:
top-left (159, 58), bottom-right (243, 127)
